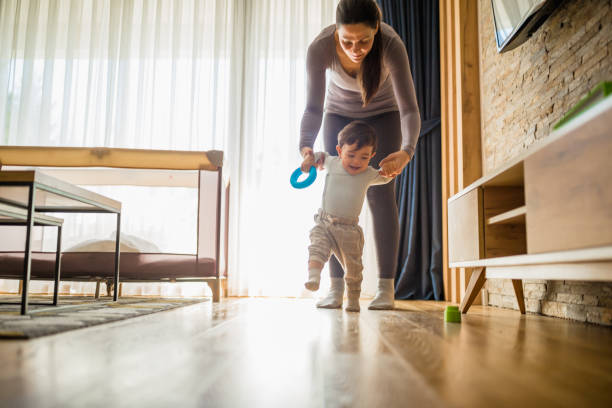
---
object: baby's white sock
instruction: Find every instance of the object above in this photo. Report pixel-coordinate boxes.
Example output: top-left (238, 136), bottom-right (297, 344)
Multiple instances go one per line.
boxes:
top-left (316, 277), bottom-right (344, 309)
top-left (345, 289), bottom-right (361, 312)
top-left (368, 278), bottom-right (395, 310)
top-left (304, 268), bottom-right (322, 291)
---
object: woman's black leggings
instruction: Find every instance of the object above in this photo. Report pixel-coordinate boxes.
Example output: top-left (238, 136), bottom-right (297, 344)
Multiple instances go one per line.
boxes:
top-left (322, 111), bottom-right (401, 280)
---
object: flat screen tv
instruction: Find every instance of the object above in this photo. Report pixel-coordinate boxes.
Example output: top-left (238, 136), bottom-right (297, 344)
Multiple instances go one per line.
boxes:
top-left (491, 0), bottom-right (564, 53)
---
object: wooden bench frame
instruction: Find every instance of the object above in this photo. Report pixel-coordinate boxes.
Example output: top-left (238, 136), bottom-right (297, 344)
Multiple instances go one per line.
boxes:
top-left (0, 147), bottom-right (228, 302)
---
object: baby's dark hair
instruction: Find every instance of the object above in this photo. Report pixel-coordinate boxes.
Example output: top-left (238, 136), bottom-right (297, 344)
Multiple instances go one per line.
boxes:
top-left (338, 120), bottom-right (378, 151)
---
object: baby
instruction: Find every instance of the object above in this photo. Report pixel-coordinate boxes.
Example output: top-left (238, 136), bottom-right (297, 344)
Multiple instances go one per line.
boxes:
top-left (301, 120), bottom-right (392, 312)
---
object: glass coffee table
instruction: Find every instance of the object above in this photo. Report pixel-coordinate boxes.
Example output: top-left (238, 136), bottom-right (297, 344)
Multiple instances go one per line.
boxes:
top-left (0, 170), bottom-right (122, 314)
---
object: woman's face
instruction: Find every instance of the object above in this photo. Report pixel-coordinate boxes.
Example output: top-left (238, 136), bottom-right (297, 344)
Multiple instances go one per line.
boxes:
top-left (337, 23), bottom-right (378, 64)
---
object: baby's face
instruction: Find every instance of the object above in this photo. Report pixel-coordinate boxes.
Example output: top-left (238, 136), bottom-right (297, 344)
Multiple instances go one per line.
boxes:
top-left (336, 143), bottom-right (375, 175)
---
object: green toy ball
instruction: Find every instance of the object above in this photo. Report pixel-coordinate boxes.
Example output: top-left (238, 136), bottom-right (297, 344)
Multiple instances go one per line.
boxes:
top-left (444, 305), bottom-right (461, 323)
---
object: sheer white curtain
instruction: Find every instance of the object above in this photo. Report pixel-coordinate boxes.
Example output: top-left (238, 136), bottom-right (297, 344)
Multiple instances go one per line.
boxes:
top-left (215, 0), bottom-right (379, 298)
top-left (0, 0), bottom-right (379, 298)
top-left (0, 0), bottom-right (235, 149)
top-left (228, 0), bottom-right (336, 297)
top-left (0, 0), bottom-right (239, 296)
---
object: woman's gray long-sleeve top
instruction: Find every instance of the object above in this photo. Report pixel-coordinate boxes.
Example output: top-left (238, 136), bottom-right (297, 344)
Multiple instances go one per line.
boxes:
top-left (299, 23), bottom-right (421, 157)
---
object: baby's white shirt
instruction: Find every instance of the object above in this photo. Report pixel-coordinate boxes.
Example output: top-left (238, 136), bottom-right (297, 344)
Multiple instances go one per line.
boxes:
top-left (314, 152), bottom-right (392, 219)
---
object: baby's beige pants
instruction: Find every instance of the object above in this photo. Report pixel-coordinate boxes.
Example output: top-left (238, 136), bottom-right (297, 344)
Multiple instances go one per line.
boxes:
top-left (308, 209), bottom-right (364, 293)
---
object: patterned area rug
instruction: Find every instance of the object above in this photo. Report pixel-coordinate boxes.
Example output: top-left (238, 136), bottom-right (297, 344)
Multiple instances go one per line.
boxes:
top-left (0, 295), bottom-right (207, 339)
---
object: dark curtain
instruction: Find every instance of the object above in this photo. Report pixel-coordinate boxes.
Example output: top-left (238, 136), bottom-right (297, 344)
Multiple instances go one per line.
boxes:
top-left (378, 0), bottom-right (443, 300)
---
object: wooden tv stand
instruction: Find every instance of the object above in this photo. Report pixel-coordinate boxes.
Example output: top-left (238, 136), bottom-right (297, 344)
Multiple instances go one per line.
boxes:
top-left (448, 97), bottom-right (612, 314)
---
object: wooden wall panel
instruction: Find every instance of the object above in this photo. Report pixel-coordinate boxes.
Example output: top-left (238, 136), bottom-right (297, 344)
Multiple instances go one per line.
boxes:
top-left (440, 0), bottom-right (483, 303)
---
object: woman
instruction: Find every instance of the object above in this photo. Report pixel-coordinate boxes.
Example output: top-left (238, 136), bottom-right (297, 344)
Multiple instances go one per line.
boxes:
top-left (299, 0), bottom-right (420, 310)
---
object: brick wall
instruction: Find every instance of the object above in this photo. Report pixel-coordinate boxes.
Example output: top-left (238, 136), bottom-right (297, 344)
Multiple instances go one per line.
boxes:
top-left (477, 0), bottom-right (612, 325)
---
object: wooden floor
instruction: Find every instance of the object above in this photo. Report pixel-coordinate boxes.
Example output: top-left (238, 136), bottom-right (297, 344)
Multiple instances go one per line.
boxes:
top-left (0, 298), bottom-right (611, 408)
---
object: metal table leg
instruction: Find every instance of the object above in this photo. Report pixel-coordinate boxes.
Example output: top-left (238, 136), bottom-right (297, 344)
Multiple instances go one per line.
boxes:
top-left (113, 212), bottom-right (121, 301)
top-left (53, 225), bottom-right (62, 306)
top-left (21, 184), bottom-right (36, 315)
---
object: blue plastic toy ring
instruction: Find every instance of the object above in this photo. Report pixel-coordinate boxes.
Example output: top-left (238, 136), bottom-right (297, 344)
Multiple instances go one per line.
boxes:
top-left (290, 166), bottom-right (317, 189)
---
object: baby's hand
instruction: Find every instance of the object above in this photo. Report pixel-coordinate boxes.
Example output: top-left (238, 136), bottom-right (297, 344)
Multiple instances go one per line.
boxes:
top-left (379, 150), bottom-right (411, 177)
top-left (378, 164), bottom-right (396, 178)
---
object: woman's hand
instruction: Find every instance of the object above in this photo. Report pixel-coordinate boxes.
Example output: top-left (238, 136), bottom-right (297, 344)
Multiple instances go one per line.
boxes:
top-left (300, 147), bottom-right (324, 172)
top-left (301, 152), bottom-right (315, 173)
top-left (379, 150), bottom-right (411, 177)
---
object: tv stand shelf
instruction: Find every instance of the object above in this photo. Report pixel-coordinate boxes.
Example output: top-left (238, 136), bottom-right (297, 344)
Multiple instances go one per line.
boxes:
top-left (487, 206), bottom-right (526, 225)
top-left (448, 97), bottom-right (612, 314)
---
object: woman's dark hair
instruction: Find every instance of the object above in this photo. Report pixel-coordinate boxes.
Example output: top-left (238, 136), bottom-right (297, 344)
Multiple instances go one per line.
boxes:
top-left (338, 120), bottom-right (377, 151)
top-left (336, 0), bottom-right (383, 107)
